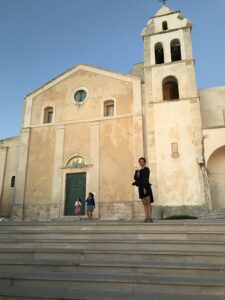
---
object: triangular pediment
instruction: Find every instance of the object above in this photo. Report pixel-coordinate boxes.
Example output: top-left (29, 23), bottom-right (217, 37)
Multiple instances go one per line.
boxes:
top-left (26, 64), bottom-right (139, 98)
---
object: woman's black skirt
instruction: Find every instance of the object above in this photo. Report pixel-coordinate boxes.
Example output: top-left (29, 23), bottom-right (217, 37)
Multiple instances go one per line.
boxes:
top-left (138, 183), bottom-right (154, 203)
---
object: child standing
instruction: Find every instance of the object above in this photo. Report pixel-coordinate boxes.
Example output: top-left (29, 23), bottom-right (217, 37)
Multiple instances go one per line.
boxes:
top-left (86, 192), bottom-right (95, 220)
top-left (74, 197), bottom-right (82, 216)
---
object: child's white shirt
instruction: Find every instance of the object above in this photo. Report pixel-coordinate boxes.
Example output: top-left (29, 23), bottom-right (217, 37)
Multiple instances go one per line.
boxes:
top-left (75, 201), bottom-right (82, 207)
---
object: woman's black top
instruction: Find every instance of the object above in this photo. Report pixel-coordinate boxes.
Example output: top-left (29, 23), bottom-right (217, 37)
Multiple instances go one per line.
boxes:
top-left (133, 167), bottom-right (150, 188)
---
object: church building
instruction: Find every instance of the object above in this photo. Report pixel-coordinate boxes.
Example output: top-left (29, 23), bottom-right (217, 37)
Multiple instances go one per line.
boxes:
top-left (0, 4), bottom-right (225, 221)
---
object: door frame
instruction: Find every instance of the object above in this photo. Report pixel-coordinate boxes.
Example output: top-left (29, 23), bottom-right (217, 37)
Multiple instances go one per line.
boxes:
top-left (61, 168), bottom-right (90, 218)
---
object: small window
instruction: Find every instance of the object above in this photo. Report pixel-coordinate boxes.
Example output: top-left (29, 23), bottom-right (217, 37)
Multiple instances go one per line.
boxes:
top-left (47, 111), bottom-right (53, 123)
top-left (163, 76), bottom-right (179, 101)
top-left (43, 107), bottom-right (54, 124)
top-left (155, 43), bottom-right (164, 64)
top-left (171, 39), bottom-right (181, 62)
top-left (104, 100), bottom-right (114, 117)
top-left (10, 176), bottom-right (16, 188)
top-left (162, 21), bottom-right (168, 31)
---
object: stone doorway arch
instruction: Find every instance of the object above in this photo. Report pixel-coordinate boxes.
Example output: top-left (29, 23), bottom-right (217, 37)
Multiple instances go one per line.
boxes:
top-left (207, 145), bottom-right (225, 210)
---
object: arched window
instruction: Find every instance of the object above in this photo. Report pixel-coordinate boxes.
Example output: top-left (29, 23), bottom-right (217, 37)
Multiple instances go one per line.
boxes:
top-left (162, 21), bottom-right (168, 31)
top-left (171, 39), bottom-right (181, 62)
top-left (10, 176), bottom-right (16, 188)
top-left (163, 76), bottom-right (179, 101)
top-left (43, 107), bottom-right (54, 124)
top-left (155, 43), bottom-right (164, 64)
top-left (104, 100), bottom-right (114, 117)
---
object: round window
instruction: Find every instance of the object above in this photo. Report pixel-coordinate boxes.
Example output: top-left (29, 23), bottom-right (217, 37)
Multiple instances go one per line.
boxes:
top-left (74, 90), bottom-right (87, 103)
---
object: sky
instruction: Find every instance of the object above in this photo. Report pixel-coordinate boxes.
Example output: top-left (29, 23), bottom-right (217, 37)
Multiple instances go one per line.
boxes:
top-left (0, 0), bottom-right (225, 140)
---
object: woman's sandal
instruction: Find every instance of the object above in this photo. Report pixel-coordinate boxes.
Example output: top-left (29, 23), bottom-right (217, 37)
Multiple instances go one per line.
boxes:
top-left (147, 218), bottom-right (153, 223)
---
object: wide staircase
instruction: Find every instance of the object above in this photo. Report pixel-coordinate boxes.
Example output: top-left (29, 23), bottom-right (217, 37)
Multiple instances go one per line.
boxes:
top-left (0, 220), bottom-right (225, 299)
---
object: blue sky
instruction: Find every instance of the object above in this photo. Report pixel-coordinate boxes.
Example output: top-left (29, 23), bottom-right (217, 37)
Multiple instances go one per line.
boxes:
top-left (0, 0), bottom-right (225, 140)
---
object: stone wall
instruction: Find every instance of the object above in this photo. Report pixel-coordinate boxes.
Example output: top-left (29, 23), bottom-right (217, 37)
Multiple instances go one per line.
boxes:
top-left (0, 137), bottom-right (19, 217)
top-left (199, 86), bottom-right (225, 129)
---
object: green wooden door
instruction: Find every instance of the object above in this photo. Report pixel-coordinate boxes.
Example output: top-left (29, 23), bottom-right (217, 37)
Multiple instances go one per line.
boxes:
top-left (65, 173), bottom-right (86, 216)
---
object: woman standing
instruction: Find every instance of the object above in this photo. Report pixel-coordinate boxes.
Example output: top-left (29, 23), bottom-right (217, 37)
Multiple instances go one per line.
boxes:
top-left (86, 192), bottom-right (95, 220)
top-left (133, 157), bottom-right (154, 222)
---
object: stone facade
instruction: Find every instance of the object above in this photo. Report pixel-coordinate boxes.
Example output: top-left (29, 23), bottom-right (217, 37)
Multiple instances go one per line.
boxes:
top-left (0, 5), bottom-right (224, 220)
top-left (0, 137), bottom-right (19, 218)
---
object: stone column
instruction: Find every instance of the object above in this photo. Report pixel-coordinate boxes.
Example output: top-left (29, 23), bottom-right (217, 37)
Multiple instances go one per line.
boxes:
top-left (52, 125), bottom-right (65, 219)
top-left (0, 147), bottom-right (7, 214)
top-left (164, 42), bottom-right (171, 64)
top-left (12, 128), bottom-right (31, 220)
top-left (89, 121), bottom-right (100, 219)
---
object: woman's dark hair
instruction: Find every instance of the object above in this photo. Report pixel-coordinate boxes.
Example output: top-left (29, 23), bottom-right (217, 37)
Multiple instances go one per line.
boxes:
top-left (139, 157), bottom-right (146, 163)
top-left (89, 192), bottom-right (94, 198)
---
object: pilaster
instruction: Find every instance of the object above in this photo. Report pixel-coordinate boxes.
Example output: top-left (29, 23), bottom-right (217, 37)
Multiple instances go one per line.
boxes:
top-left (12, 128), bottom-right (31, 220)
top-left (89, 121), bottom-right (100, 219)
top-left (52, 125), bottom-right (65, 218)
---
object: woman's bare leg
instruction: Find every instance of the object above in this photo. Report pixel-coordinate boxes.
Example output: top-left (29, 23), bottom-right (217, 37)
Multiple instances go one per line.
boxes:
top-left (145, 196), bottom-right (152, 220)
top-left (142, 196), bottom-right (152, 221)
top-left (142, 198), bottom-right (148, 219)
top-left (142, 199), bottom-right (148, 220)
top-left (149, 204), bottom-right (152, 219)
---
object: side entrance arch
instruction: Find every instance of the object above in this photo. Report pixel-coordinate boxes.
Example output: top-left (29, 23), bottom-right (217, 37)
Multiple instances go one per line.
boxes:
top-left (207, 145), bottom-right (225, 210)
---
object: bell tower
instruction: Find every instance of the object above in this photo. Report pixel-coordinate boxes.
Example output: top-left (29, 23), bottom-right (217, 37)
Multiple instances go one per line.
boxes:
top-left (142, 4), bottom-right (198, 101)
top-left (141, 4), bottom-right (206, 217)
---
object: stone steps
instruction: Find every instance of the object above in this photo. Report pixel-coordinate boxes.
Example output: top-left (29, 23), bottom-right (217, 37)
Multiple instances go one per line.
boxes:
top-left (1, 287), bottom-right (224, 300)
top-left (1, 230), bottom-right (225, 241)
top-left (1, 221), bottom-right (225, 242)
top-left (2, 238), bottom-right (225, 251)
top-left (1, 258), bottom-right (225, 278)
top-left (0, 220), bottom-right (225, 299)
top-left (1, 271), bottom-right (225, 295)
top-left (1, 247), bottom-right (225, 264)
top-left (1, 220), bottom-right (225, 231)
